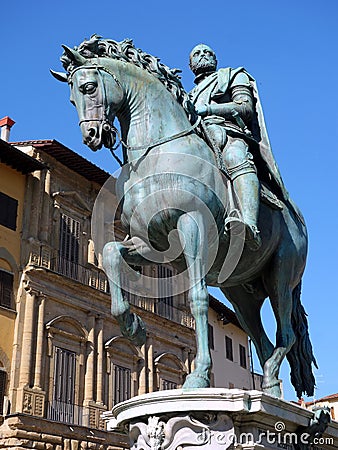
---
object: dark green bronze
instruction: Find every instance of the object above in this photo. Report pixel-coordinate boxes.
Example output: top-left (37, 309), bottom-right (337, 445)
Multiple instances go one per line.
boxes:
top-left (52, 36), bottom-right (316, 398)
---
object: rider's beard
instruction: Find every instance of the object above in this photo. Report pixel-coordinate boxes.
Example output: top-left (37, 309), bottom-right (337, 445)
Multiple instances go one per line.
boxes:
top-left (190, 58), bottom-right (217, 76)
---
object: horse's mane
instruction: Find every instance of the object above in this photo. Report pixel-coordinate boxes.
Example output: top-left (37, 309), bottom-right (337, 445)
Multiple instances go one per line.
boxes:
top-left (61, 34), bottom-right (195, 118)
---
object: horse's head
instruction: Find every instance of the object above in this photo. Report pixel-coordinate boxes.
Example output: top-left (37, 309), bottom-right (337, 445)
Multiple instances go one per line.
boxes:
top-left (51, 46), bottom-right (124, 151)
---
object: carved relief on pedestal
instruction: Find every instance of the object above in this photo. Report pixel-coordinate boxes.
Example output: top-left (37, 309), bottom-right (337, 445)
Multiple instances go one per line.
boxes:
top-left (130, 412), bottom-right (234, 449)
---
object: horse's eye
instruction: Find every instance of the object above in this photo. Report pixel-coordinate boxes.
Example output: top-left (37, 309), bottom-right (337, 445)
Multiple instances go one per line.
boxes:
top-left (83, 82), bottom-right (97, 94)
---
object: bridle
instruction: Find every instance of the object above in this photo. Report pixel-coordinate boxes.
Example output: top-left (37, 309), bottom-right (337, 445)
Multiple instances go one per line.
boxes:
top-left (70, 63), bottom-right (201, 167)
top-left (69, 63), bottom-right (124, 165)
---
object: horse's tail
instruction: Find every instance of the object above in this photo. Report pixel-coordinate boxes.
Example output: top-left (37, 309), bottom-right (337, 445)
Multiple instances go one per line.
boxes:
top-left (287, 281), bottom-right (318, 398)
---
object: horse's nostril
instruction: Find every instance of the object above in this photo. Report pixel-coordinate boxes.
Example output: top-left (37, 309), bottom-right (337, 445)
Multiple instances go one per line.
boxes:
top-left (88, 128), bottom-right (96, 138)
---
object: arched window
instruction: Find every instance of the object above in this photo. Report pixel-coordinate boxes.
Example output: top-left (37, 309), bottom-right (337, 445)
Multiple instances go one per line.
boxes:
top-left (154, 353), bottom-right (187, 390)
top-left (105, 336), bottom-right (143, 409)
top-left (45, 316), bottom-right (87, 425)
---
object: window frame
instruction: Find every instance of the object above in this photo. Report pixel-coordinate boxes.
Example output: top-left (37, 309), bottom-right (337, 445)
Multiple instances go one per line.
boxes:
top-left (0, 269), bottom-right (14, 310)
top-left (0, 191), bottom-right (18, 231)
top-left (0, 368), bottom-right (8, 415)
top-left (208, 323), bottom-right (214, 350)
top-left (225, 335), bottom-right (233, 361)
top-left (113, 364), bottom-right (132, 405)
top-left (239, 343), bottom-right (247, 369)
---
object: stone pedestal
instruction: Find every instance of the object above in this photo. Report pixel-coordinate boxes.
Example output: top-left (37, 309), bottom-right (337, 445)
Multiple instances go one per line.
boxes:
top-left (103, 388), bottom-right (338, 449)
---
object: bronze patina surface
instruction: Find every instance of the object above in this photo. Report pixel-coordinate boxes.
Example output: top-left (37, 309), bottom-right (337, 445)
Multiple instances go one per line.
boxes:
top-left (52, 36), bottom-right (316, 398)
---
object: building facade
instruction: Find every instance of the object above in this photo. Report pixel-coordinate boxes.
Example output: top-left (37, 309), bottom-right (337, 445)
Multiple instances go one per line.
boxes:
top-left (208, 296), bottom-right (262, 391)
top-left (305, 394), bottom-right (338, 421)
top-left (0, 133), bottom-right (45, 421)
top-left (0, 137), bottom-right (262, 449)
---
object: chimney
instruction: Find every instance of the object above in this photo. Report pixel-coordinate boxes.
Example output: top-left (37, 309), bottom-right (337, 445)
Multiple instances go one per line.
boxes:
top-left (0, 116), bottom-right (15, 142)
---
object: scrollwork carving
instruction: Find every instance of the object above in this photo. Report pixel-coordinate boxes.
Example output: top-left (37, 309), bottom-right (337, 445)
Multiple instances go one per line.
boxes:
top-left (130, 412), bottom-right (234, 449)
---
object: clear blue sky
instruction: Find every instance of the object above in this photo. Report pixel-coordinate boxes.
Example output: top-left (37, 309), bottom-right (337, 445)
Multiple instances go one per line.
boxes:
top-left (1, 0), bottom-right (337, 401)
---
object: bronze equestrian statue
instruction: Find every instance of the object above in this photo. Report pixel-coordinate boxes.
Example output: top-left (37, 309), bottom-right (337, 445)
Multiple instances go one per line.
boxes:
top-left (52, 36), bottom-right (316, 399)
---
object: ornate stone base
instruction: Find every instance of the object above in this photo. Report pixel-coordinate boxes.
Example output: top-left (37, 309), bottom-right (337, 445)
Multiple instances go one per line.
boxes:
top-left (103, 388), bottom-right (338, 449)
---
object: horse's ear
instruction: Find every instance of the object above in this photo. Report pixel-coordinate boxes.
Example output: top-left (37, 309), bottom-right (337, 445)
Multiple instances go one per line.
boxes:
top-left (62, 45), bottom-right (86, 66)
top-left (50, 69), bottom-right (68, 82)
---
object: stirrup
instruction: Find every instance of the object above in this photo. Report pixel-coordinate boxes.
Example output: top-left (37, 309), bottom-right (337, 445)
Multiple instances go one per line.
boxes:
top-left (224, 213), bottom-right (245, 235)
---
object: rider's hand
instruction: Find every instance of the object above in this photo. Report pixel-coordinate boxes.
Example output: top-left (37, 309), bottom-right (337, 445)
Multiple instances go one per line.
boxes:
top-left (196, 105), bottom-right (209, 117)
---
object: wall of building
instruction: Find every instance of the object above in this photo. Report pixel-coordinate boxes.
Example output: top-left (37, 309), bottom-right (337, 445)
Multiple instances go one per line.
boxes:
top-left (209, 308), bottom-right (253, 390)
top-left (307, 398), bottom-right (338, 422)
top-left (0, 162), bottom-right (27, 413)
top-left (0, 163), bottom-right (25, 264)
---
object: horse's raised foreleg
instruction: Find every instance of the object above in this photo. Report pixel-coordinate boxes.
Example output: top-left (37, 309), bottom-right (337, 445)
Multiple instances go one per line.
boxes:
top-left (103, 238), bottom-right (147, 346)
top-left (262, 260), bottom-right (297, 398)
top-left (221, 285), bottom-right (274, 373)
top-left (177, 212), bottom-right (211, 389)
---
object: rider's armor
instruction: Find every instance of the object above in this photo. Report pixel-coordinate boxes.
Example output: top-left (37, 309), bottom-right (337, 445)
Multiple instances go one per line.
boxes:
top-left (190, 70), bottom-right (261, 250)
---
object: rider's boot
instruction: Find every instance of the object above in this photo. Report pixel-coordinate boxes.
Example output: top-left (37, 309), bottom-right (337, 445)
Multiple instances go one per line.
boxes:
top-left (231, 172), bottom-right (261, 251)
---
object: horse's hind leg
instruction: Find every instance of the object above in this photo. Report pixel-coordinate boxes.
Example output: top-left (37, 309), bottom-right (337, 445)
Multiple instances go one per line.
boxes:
top-left (177, 212), bottom-right (211, 389)
top-left (221, 285), bottom-right (274, 375)
top-left (262, 258), bottom-right (297, 397)
top-left (103, 238), bottom-right (148, 346)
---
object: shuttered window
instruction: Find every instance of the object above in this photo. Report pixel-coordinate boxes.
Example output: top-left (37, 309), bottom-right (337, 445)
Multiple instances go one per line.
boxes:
top-left (208, 324), bottom-right (214, 350)
top-left (113, 365), bottom-right (131, 405)
top-left (161, 379), bottom-right (177, 390)
top-left (239, 344), bottom-right (247, 368)
top-left (59, 214), bottom-right (80, 263)
top-left (0, 270), bottom-right (13, 309)
top-left (46, 347), bottom-right (81, 425)
top-left (0, 192), bottom-right (18, 231)
top-left (225, 336), bottom-right (233, 361)
top-left (53, 347), bottom-right (76, 405)
top-left (0, 369), bottom-right (7, 415)
top-left (156, 266), bottom-right (174, 319)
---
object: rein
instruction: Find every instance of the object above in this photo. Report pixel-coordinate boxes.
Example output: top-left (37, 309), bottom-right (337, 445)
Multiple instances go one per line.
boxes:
top-left (112, 116), bottom-right (201, 152)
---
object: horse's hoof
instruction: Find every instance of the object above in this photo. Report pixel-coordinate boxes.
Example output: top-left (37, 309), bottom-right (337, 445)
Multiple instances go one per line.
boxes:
top-left (182, 372), bottom-right (210, 389)
top-left (121, 313), bottom-right (146, 347)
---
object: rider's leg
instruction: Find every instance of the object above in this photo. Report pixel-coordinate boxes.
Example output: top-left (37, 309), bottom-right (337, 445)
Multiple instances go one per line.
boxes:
top-left (223, 138), bottom-right (261, 250)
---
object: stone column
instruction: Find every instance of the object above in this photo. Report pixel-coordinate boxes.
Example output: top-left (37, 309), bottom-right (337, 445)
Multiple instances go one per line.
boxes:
top-left (19, 289), bottom-right (36, 387)
top-left (84, 314), bottom-right (95, 402)
top-left (138, 343), bottom-right (147, 395)
top-left (39, 170), bottom-right (51, 243)
top-left (9, 291), bottom-right (24, 407)
top-left (96, 317), bottom-right (104, 404)
top-left (147, 335), bottom-right (154, 393)
top-left (33, 295), bottom-right (45, 389)
top-left (182, 347), bottom-right (190, 373)
top-left (29, 171), bottom-right (43, 240)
